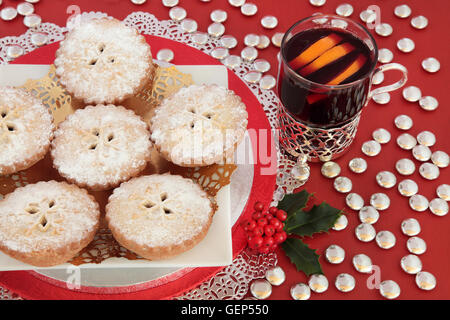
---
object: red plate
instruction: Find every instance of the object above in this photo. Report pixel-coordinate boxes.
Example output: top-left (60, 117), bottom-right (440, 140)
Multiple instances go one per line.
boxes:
top-left (0, 35), bottom-right (277, 299)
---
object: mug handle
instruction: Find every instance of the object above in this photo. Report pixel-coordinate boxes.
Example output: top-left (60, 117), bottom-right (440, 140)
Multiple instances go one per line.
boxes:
top-left (368, 63), bottom-right (408, 100)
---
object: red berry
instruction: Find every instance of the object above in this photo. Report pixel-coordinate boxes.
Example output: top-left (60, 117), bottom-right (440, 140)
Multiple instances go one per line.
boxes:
top-left (252, 211), bottom-right (263, 220)
top-left (264, 213), bottom-right (273, 221)
top-left (241, 219), bottom-right (256, 232)
top-left (254, 201), bottom-right (264, 212)
top-left (269, 218), bottom-right (282, 230)
top-left (264, 225), bottom-right (276, 237)
top-left (263, 236), bottom-right (275, 248)
top-left (258, 246), bottom-right (270, 254)
top-left (270, 243), bottom-right (278, 252)
top-left (248, 219), bottom-right (257, 231)
top-left (268, 207), bottom-right (278, 215)
top-left (248, 236), bottom-right (264, 249)
top-left (276, 209), bottom-right (288, 221)
top-left (257, 217), bottom-right (268, 227)
top-left (273, 231), bottom-right (287, 244)
top-left (253, 226), bottom-right (264, 237)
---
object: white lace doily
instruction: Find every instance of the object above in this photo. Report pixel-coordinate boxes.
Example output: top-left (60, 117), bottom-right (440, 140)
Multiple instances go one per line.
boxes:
top-left (0, 11), bottom-right (301, 300)
top-left (0, 287), bottom-right (22, 300)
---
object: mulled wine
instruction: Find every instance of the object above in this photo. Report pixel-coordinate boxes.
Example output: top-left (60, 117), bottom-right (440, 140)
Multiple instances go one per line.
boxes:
top-left (278, 27), bottom-right (375, 128)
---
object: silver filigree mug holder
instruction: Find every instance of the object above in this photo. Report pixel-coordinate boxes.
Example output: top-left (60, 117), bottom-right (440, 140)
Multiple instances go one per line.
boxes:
top-left (278, 103), bottom-right (362, 162)
top-left (276, 14), bottom-right (408, 164)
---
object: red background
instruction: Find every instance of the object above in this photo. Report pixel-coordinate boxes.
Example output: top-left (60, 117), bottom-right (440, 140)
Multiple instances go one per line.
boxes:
top-left (1, 0), bottom-right (449, 300)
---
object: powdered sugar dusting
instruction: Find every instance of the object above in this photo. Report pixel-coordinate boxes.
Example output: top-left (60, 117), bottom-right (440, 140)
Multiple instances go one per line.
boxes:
top-left (0, 87), bottom-right (54, 175)
top-left (151, 85), bottom-right (248, 166)
top-left (106, 174), bottom-right (213, 247)
top-left (0, 181), bottom-right (99, 254)
top-left (51, 104), bottom-right (152, 189)
top-left (54, 18), bottom-right (153, 104)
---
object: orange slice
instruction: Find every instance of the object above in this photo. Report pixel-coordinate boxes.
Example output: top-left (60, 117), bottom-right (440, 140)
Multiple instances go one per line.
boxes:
top-left (326, 54), bottom-right (367, 85)
top-left (305, 54), bottom-right (367, 104)
top-left (289, 33), bottom-right (343, 70)
top-left (300, 42), bottom-right (355, 76)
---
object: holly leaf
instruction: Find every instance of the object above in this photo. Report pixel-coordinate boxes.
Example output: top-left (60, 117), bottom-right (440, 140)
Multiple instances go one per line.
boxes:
top-left (281, 238), bottom-right (323, 276)
top-left (277, 190), bottom-right (311, 217)
top-left (277, 190), bottom-right (343, 277)
top-left (284, 202), bottom-right (342, 238)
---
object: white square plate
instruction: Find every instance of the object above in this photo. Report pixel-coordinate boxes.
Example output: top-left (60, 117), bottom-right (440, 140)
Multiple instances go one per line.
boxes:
top-left (0, 64), bottom-right (233, 270)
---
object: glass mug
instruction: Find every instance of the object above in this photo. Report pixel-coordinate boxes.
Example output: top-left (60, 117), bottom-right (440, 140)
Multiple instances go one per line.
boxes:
top-left (277, 14), bottom-right (408, 162)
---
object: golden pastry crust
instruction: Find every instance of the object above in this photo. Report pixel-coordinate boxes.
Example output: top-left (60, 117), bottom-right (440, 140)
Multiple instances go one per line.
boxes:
top-left (0, 87), bottom-right (54, 176)
top-left (54, 18), bottom-right (155, 105)
top-left (0, 181), bottom-right (100, 267)
top-left (150, 84), bottom-right (248, 167)
top-left (106, 174), bottom-right (215, 260)
top-left (51, 104), bottom-right (152, 191)
top-left (107, 216), bottom-right (213, 261)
